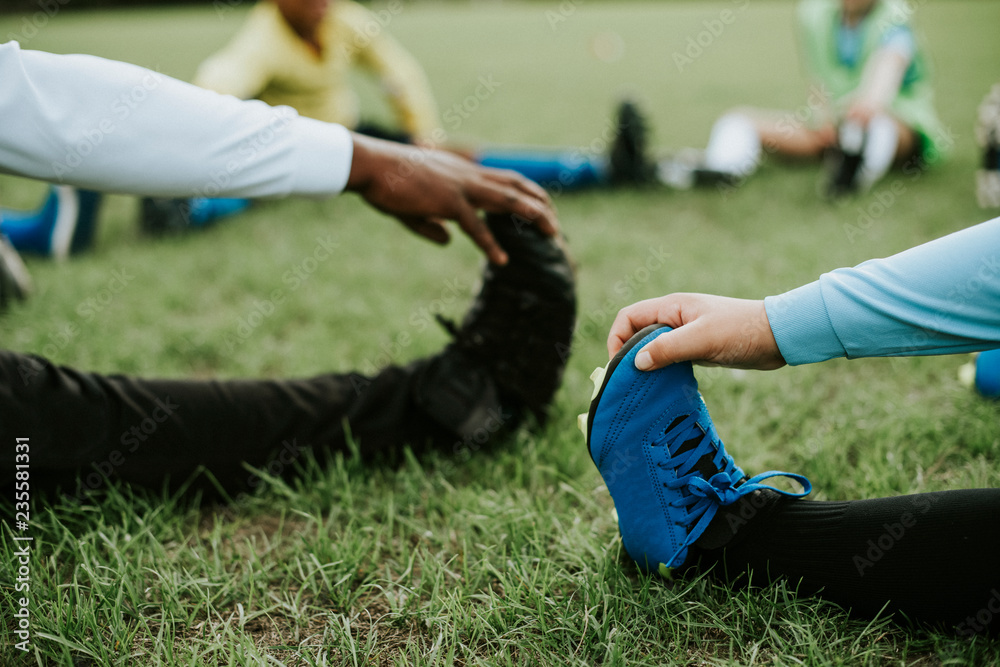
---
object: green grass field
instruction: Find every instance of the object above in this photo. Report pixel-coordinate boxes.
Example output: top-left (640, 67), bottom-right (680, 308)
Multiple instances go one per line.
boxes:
top-left (2, 0), bottom-right (1000, 664)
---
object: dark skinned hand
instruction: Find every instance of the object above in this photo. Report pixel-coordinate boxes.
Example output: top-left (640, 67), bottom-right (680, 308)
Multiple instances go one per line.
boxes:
top-left (345, 133), bottom-right (559, 265)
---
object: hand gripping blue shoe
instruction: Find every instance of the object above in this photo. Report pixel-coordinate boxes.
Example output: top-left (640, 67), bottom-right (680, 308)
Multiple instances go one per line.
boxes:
top-left (582, 324), bottom-right (811, 575)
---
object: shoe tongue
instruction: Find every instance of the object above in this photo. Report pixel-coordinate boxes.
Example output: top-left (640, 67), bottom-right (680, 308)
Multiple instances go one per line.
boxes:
top-left (668, 415), bottom-right (725, 482)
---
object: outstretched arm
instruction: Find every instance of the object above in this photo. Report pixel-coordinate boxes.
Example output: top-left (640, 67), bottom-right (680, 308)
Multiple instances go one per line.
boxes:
top-left (610, 218), bottom-right (1000, 370)
top-left (0, 42), bottom-right (352, 198)
top-left (0, 42), bottom-right (556, 265)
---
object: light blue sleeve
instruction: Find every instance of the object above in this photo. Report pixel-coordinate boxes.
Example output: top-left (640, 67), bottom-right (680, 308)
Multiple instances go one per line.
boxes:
top-left (764, 218), bottom-right (1000, 365)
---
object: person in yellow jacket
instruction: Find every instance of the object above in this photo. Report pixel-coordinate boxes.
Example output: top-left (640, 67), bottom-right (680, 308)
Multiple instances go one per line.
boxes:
top-left (196, 0), bottom-right (441, 143)
top-left (141, 0), bottom-right (446, 232)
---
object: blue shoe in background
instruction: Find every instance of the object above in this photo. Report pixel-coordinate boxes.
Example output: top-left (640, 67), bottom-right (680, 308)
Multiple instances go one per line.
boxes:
top-left (478, 149), bottom-right (608, 190)
top-left (188, 197), bottom-right (251, 226)
top-left (583, 324), bottom-right (811, 574)
top-left (140, 196), bottom-right (251, 235)
top-left (0, 186), bottom-right (102, 260)
top-left (975, 349), bottom-right (1000, 398)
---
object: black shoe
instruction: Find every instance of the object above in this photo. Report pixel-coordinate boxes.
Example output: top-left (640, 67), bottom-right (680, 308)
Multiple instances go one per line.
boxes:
top-left (0, 234), bottom-right (33, 313)
top-left (139, 197), bottom-right (192, 236)
top-left (823, 146), bottom-right (864, 199)
top-left (68, 189), bottom-right (103, 256)
top-left (976, 83), bottom-right (1000, 208)
top-left (824, 122), bottom-right (866, 199)
top-left (656, 150), bottom-right (739, 190)
top-left (609, 101), bottom-right (658, 186)
top-left (420, 213), bottom-right (577, 432)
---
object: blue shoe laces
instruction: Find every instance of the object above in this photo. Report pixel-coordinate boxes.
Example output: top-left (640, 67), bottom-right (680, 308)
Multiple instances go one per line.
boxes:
top-left (654, 413), bottom-right (811, 568)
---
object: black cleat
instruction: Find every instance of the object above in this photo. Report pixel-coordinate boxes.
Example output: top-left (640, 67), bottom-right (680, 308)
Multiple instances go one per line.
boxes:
top-left (139, 197), bottom-right (193, 236)
top-left (976, 83), bottom-right (1000, 209)
top-left (609, 101), bottom-right (658, 186)
top-left (824, 122), bottom-right (866, 199)
top-left (824, 146), bottom-right (864, 199)
top-left (420, 213), bottom-right (577, 433)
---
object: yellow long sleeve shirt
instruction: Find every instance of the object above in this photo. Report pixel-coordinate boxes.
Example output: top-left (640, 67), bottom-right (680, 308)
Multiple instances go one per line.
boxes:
top-left (194, 0), bottom-right (440, 140)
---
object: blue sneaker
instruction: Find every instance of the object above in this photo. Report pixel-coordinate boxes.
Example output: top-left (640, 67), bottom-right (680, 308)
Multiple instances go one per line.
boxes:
top-left (0, 185), bottom-right (102, 259)
top-left (582, 324), bottom-right (811, 574)
top-left (974, 349), bottom-right (1000, 398)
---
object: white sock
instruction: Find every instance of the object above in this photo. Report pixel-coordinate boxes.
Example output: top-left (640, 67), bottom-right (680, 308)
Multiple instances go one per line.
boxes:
top-left (858, 114), bottom-right (900, 189)
top-left (838, 120), bottom-right (865, 154)
top-left (704, 113), bottom-right (761, 177)
top-left (50, 185), bottom-right (79, 261)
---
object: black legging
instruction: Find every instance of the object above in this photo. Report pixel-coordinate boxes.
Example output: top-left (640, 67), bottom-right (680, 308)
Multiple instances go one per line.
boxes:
top-left (0, 347), bottom-right (504, 494)
top-left (696, 489), bottom-right (1000, 634)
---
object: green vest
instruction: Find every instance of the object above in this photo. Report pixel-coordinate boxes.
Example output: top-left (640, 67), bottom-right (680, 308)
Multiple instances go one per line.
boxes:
top-left (798, 0), bottom-right (949, 159)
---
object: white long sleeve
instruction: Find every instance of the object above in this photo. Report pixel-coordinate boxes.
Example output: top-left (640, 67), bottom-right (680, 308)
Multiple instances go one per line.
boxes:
top-left (0, 41), bottom-right (353, 198)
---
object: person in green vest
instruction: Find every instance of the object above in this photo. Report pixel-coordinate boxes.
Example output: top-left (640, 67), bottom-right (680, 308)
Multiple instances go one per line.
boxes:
top-left (662, 0), bottom-right (948, 198)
